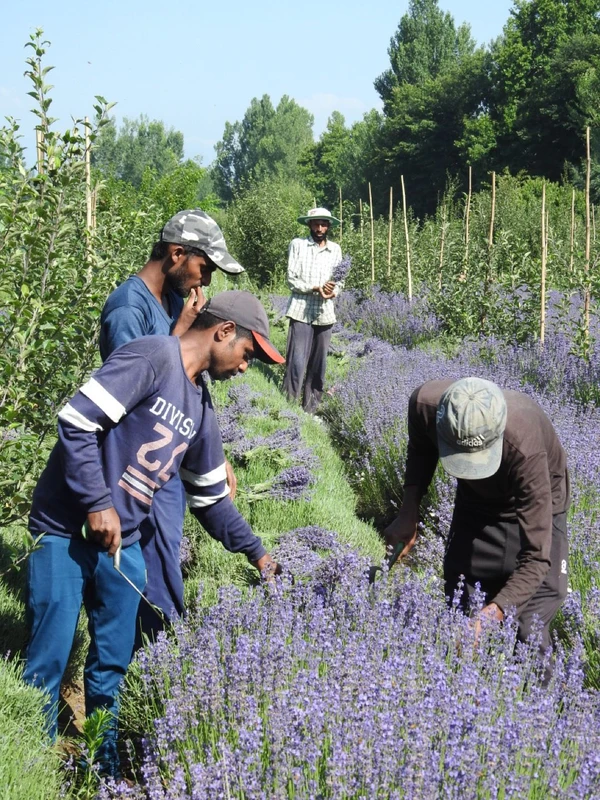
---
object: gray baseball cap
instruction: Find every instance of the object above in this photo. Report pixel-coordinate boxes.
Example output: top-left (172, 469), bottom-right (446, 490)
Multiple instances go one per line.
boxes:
top-left (436, 377), bottom-right (507, 480)
top-left (160, 209), bottom-right (245, 275)
top-left (203, 290), bottom-right (285, 365)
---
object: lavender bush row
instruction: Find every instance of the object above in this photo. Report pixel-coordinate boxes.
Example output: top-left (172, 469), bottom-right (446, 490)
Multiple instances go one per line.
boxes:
top-left (335, 286), bottom-right (442, 350)
top-left (110, 530), bottom-right (600, 799)
top-left (322, 314), bottom-right (600, 683)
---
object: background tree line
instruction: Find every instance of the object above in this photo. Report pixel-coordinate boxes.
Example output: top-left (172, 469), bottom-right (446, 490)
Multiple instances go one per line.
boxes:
top-left (90, 0), bottom-right (600, 226)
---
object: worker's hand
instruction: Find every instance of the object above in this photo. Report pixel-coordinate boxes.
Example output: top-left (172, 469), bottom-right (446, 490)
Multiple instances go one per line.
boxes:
top-left (225, 458), bottom-right (237, 501)
top-left (86, 507), bottom-right (122, 556)
top-left (252, 554), bottom-right (282, 582)
top-left (317, 286), bottom-right (335, 300)
top-left (172, 287), bottom-right (206, 336)
top-left (323, 280), bottom-right (336, 294)
top-left (383, 503), bottom-right (419, 562)
top-left (473, 602), bottom-right (504, 645)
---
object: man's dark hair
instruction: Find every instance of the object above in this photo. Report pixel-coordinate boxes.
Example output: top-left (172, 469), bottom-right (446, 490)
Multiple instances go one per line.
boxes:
top-left (190, 308), bottom-right (253, 342)
top-left (149, 240), bottom-right (209, 262)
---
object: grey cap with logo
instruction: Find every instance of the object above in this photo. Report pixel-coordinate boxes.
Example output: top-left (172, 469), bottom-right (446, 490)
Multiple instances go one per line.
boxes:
top-left (436, 377), bottom-right (507, 480)
top-left (160, 209), bottom-right (245, 275)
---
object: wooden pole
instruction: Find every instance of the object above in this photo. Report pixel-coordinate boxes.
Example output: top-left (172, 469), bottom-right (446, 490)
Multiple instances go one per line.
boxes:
top-left (359, 198), bottom-right (364, 244)
top-left (585, 126), bottom-right (591, 342)
top-left (570, 188), bottom-right (575, 273)
top-left (439, 204), bottom-right (446, 290)
top-left (387, 186), bottom-right (393, 278)
top-left (541, 182), bottom-right (547, 345)
top-left (593, 204), bottom-right (596, 245)
top-left (464, 165), bottom-right (472, 268)
top-left (368, 182), bottom-right (375, 283)
top-left (401, 175), bottom-right (412, 301)
top-left (85, 117), bottom-right (92, 232)
top-left (91, 188), bottom-right (97, 231)
top-left (488, 171), bottom-right (496, 250)
top-left (339, 186), bottom-right (343, 247)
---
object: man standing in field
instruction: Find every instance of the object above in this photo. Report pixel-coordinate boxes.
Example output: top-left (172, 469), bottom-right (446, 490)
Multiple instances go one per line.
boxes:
top-left (24, 291), bottom-right (285, 776)
top-left (283, 207), bottom-right (343, 414)
top-left (100, 210), bottom-right (242, 640)
top-left (384, 377), bottom-right (569, 668)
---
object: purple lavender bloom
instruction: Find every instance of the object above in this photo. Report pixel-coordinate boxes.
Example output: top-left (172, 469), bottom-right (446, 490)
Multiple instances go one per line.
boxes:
top-left (269, 466), bottom-right (313, 501)
top-left (331, 255), bottom-right (352, 284)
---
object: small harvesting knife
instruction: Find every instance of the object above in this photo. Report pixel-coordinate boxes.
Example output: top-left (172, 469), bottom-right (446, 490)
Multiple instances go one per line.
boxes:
top-left (368, 542), bottom-right (405, 584)
top-left (112, 542), bottom-right (167, 624)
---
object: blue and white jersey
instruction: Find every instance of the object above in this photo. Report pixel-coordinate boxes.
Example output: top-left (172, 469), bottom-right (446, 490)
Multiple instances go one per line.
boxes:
top-left (30, 336), bottom-right (265, 560)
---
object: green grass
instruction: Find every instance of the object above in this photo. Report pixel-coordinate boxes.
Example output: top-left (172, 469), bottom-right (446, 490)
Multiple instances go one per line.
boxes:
top-left (0, 658), bottom-right (65, 799)
top-left (182, 359), bottom-right (384, 607)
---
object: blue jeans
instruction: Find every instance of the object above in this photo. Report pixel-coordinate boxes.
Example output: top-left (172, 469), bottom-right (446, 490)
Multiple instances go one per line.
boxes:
top-left (23, 534), bottom-right (146, 747)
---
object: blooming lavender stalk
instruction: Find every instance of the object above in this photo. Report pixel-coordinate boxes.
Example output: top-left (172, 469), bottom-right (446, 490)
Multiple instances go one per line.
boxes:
top-left (330, 254), bottom-right (352, 284)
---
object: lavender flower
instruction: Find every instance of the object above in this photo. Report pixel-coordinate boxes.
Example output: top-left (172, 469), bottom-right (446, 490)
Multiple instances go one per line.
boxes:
top-left (331, 254), bottom-right (352, 284)
top-left (239, 466), bottom-right (313, 503)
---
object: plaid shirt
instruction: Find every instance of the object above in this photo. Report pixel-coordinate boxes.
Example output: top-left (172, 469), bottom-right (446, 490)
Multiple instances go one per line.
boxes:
top-left (285, 236), bottom-right (343, 325)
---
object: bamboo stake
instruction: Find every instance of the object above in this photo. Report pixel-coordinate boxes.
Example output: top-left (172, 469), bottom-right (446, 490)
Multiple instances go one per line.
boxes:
top-left (464, 166), bottom-right (472, 268)
top-left (339, 186), bottom-right (343, 247)
top-left (593, 204), bottom-right (596, 245)
top-left (368, 182), bottom-right (375, 283)
top-left (401, 175), bottom-right (412, 301)
top-left (585, 126), bottom-right (591, 342)
top-left (85, 117), bottom-right (92, 232)
top-left (488, 171), bottom-right (496, 250)
top-left (91, 188), bottom-right (97, 231)
top-left (439, 204), bottom-right (447, 290)
top-left (570, 188), bottom-right (575, 273)
top-left (387, 186), bottom-right (393, 278)
top-left (541, 183), bottom-right (547, 345)
top-left (359, 198), bottom-right (364, 244)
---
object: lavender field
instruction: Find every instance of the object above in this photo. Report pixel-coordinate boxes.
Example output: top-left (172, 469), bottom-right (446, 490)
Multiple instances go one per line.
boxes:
top-left (94, 288), bottom-right (600, 799)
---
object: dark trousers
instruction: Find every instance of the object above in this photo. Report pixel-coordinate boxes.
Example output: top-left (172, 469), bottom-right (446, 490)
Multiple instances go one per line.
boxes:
top-left (444, 511), bottom-right (568, 653)
top-left (283, 319), bottom-right (333, 413)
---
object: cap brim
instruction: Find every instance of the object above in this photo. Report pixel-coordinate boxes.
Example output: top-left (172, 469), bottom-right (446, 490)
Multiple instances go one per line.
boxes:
top-left (438, 435), bottom-right (503, 480)
top-left (203, 246), bottom-right (245, 275)
top-left (297, 216), bottom-right (340, 227)
top-left (252, 330), bottom-right (285, 365)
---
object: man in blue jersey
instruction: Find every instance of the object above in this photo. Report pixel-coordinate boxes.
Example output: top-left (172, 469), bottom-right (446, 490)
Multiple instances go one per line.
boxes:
top-left (100, 209), bottom-right (244, 642)
top-left (24, 290), bottom-right (285, 776)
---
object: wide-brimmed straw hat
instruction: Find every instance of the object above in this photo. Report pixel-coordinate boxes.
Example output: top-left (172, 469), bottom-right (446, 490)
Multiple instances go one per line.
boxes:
top-left (297, 207), bottom-right (340, 227)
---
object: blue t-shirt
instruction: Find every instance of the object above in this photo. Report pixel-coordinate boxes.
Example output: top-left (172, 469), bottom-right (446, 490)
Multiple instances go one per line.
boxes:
top-left (99, 276), bottom-right (184, 361)
top-left (29, 336), bottom-right (265, 561)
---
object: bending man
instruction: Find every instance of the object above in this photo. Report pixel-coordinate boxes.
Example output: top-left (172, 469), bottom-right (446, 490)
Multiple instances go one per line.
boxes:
top-left (24, 291), bottom-right (285, 776)
top-left (385, 377), bottom-right (569, 662)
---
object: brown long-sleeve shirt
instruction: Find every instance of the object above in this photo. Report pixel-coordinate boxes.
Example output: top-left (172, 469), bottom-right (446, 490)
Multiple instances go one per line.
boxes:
top-left (404, 379), bottom-right (569, 612)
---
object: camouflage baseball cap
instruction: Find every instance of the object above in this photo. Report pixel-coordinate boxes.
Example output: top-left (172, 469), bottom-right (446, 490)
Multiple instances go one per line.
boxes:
top-left (436, 377), bottom-right (507, 480)
top-left (160, 209), bottom-right (245, 274)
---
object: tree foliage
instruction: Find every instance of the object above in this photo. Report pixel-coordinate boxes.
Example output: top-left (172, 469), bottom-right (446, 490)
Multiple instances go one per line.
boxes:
top-left (213, 95), bottom-right (314, 201)
top-left (375, 0), bottom-right (476, 104)
top-left (92, 114), bottom-right (185, 187)
top-left (221, 176), bottom-right (312, 288)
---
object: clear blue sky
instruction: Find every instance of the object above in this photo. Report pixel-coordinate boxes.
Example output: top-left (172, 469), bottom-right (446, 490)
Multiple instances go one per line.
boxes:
top-left (2, 0), bottom-right (514, 166)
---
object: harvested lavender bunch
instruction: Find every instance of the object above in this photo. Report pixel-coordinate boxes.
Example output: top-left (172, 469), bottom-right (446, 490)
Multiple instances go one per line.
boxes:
top-left (239, 466), bottom-right (313, 503)
top-left (331, 254), bottom-right (352, 283)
